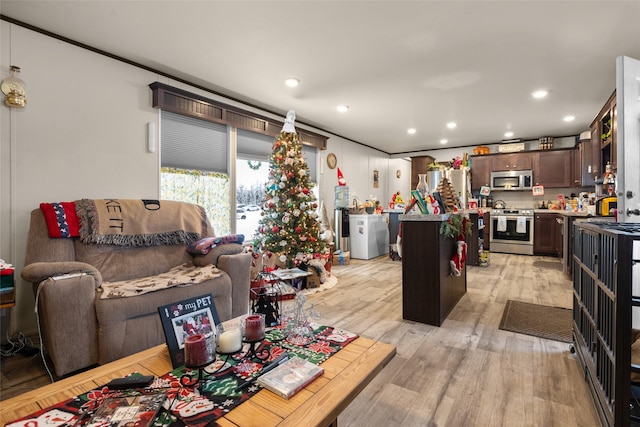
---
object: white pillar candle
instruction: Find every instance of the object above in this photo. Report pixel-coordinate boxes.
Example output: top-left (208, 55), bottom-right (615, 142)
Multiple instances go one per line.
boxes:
top-left (217, 328), bottom-right (242, 353)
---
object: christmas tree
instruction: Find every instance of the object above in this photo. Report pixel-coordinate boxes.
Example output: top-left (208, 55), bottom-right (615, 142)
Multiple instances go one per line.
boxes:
top-left (254, 111), bottom-right (326, 268)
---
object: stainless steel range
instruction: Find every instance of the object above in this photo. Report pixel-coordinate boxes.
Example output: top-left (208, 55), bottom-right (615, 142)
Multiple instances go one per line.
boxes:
top-left (489, 208), bottom-right (534, 255)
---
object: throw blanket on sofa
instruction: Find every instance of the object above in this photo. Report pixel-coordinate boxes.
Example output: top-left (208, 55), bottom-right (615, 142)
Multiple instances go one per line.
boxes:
top-left (100, 263), bottom-right (222, 299)
top-left (76, 199), bottom-right (208, 246)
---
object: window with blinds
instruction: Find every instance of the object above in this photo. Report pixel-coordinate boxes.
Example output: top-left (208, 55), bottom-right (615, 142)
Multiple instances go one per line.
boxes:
top-left (236, 128), bottom-right (317, 182)
top-left (161, 110), bottom-right (228, 173)
top-left (160, 110), bottom-right (231, 235)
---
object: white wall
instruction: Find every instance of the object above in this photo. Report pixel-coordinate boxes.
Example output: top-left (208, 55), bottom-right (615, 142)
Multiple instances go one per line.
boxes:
top-left (1, 23), bottom-right (163, 333)
top-left (1, 22), bottom-right (405, 334)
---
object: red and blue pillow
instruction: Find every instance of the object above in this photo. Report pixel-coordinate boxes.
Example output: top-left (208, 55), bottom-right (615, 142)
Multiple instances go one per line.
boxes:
top-left (40, 202), bottom-right (80, 238)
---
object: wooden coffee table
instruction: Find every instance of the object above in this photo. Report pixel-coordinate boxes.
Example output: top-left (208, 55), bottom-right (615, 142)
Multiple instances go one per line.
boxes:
top-left (1, 336), bottom-right (395, 427)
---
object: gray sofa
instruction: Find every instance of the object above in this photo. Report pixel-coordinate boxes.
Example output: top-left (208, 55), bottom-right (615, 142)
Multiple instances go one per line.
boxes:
top-left (21, 201), bottom-right (251, 377)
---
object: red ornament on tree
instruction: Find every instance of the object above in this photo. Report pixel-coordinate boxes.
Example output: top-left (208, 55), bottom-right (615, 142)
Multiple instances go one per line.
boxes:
top-left (272, 225), bottom-right (280, 233)
top-left (295, 226), bottom-right (302, 233)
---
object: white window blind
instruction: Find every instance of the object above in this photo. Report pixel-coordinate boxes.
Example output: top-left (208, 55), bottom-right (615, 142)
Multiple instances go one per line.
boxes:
top-left (302, 145), bottom-right (317, 183)
top-left (237, 129), bottom-right (273, 161)
top-left (161, 110), bottom-right (228, 173)
top-left (237, 128), bottom-right (318, 182)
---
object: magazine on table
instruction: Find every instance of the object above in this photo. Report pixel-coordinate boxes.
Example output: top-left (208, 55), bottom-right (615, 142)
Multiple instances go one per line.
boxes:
top-left (87, 390), bottom-right (167, 427)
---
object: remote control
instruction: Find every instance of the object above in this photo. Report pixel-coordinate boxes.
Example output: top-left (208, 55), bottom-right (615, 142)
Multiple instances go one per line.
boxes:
top-left (106, 375), bottom-right (154, 390)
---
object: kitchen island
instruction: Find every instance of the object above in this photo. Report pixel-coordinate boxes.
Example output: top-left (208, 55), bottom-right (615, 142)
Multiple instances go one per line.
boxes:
top-left (401, 214), bottom-right (467, 326)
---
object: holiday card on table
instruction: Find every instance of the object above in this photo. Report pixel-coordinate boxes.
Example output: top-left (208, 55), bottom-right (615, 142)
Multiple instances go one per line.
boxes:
top-left (157, 294), bottom-right (219, 368)
top-left (256, 356), bottom-right (324, 399)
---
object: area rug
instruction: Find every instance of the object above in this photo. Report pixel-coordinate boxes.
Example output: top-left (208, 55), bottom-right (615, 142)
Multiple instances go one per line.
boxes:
top-left (302, 274), bottom-right (338, 296)
top-left (499, 300), bottom-right (573, 343)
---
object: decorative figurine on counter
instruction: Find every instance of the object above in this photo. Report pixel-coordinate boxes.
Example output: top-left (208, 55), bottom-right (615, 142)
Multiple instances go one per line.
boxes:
top-left (603, 162), bottom-right (616, 196)
top-left (452, 156), bottom-right (462, 170)
top-left (337, 168), bottom-right (347, 186)
top-left (450, 238), bottom-right (467, 276)
top-left (391, 191), bottom-right (405, 209)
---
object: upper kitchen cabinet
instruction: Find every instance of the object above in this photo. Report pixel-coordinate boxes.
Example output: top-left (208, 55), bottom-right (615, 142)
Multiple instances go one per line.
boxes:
top-left (410, 155), bottom-right (435, 191)
top-left (574, 134), bottom-right (596, 187)
top-left (490, 153), bottom-right (532, 171)
top-left (470, 155), bottom-right (490, 190)
top-left (533, 149), bottom-right (572, 188)
top-left (591, 90), bottom-right (617, 174)
top-left (590, 125), bottom-right (602, 181)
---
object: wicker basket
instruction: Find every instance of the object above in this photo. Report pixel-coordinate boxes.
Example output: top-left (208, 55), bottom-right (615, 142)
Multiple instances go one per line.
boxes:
top-left (348, 199), bottom-right (365, 214)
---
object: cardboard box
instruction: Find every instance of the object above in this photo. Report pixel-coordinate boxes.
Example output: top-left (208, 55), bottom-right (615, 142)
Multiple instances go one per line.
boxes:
top-left (332, 251), bottom-right (350, 266)
top-left (306, 271), bottom-right (321, 288)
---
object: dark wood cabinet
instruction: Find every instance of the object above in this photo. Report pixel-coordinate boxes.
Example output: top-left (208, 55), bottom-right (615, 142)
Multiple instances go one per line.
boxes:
top-left (401, 219), bottom-right (466, 326)
top-left (466, 213), bottom-right (479, 266)
top-left (590, 125), bottom-right (602, 181)
top-left (533, 149), bottom-right (571, 188)
top-left (490, 153), bottom-right (532, 171)
top-left (483, 212), bottom-right (490, 251)
top-left (470, 155), bottom-right (490, 190)
top-left (570, 148), bottom-right (582, 187)
top-left (533, 213), bottom-right (561, 256)
top-left (590, 90), bottom-right (617, 180)
top-left (410, 155), bottom-right (435, 191)
top-left (601, 95), bottom-right (617, 170)
top-left (574, 138), bottom-right (596, 187)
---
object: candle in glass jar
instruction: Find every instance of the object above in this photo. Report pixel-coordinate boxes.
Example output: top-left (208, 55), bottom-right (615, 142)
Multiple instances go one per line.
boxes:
top-left (217, 327), bottom-right (242, 353)
top-left (184, 334), bottom-right (208, 367)
top-left (244, 314), bottom-right (265, 341)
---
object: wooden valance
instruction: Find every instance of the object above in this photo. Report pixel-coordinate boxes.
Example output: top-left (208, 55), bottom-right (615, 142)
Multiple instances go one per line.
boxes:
top-left (149, 82), bottom-right (327, 150)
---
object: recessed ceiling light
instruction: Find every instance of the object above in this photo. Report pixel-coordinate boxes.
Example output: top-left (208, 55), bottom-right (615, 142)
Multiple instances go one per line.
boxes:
top-left (336, 105), bottom-right (350, 113)
top-left (284, 78), bottom-right (300, 88)
top-left (532, 89), bottom-right (548, 99)
top-left (504, 131), bottom-right (514, 138)
top-left (440, 139), bottom-right (448, 144)
top-left (446, 122), bottom-right (457, 129)
top-left (563, 115), bottom-right (575, 122)
top-left (407, 128), bottom-right (416, 135)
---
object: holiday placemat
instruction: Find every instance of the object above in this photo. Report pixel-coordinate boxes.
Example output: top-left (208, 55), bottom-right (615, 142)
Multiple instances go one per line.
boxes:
top-left (7, 325), bottom-right (358, 427)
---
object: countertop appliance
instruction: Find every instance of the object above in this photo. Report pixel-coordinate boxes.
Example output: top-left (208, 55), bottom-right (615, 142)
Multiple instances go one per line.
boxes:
top-left (489, 208), bottom-right (534, 255)
top-left (348, 214), bottom-right (389, 260)
top-left (490, 170), bottom-right (533, 191)
top-left (596, 196), bottom-right (617, 216)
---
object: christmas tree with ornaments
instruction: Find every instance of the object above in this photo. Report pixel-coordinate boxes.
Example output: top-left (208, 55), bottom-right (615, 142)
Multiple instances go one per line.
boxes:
top-left (254, 111), bottom-right (327, 268)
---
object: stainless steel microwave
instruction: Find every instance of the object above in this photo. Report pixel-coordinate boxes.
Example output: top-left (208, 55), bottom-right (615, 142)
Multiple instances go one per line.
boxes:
top-left (490, 170), bottom-right (533, 191)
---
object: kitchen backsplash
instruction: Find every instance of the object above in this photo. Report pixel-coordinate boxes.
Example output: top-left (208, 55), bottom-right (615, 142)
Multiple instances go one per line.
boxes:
top-left (476, 187), bottom-right (593, 209)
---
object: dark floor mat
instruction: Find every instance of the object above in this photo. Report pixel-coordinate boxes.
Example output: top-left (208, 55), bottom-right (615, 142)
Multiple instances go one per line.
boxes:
top-left (499, 300), bottom-right (572, 343)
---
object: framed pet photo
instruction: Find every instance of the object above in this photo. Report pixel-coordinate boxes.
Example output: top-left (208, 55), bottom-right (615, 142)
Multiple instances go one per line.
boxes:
top-left (158, 294), bottom-right (219, 368)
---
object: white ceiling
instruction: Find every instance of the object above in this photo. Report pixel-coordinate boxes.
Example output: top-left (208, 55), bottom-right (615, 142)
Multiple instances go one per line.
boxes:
top-left (2, 1), bottom-right (639, 155)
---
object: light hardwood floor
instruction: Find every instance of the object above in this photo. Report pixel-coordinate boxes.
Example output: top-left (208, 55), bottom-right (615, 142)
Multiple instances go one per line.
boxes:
top-left (310, 252), bottom-right (599, 427)
top-left (1, 253), bottom-right (600, 426)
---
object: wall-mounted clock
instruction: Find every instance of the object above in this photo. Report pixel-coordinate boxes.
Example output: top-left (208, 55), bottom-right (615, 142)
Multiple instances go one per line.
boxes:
top-left (326, 153), bottom-right (337, 169)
